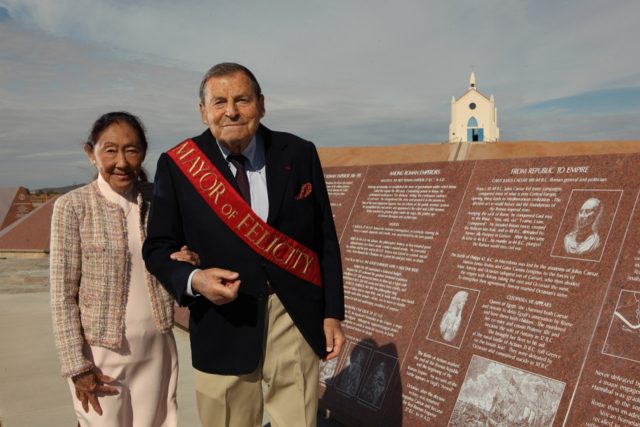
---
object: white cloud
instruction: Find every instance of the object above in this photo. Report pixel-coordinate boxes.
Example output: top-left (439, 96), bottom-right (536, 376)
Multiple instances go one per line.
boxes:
top-left (1, 0), bottom-right (640, 188)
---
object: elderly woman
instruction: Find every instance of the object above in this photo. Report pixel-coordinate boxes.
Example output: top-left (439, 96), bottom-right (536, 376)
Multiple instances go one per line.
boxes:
top-left (50, 112), bottom-right (197, 426)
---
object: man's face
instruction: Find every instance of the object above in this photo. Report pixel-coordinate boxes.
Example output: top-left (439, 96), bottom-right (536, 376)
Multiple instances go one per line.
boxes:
top-left (199, 71), bottom-right (265, 154)
top-left (577, 198), bottom-right (600, 229)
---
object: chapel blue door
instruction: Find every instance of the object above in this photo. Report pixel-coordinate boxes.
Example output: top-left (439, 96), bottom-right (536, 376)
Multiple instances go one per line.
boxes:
top-left (467, 128), bottom-right (484, 142)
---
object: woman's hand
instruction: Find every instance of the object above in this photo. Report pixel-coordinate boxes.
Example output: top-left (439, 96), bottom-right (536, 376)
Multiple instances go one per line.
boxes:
top-left (72, 370), bottom-right (119, 415)
top-left (170, 245), bottom-right (201, 266)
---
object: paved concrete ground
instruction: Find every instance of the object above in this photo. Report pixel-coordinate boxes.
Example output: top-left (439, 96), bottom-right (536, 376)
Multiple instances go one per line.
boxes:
top-left (0, 256), bottom-right (197, 426)
top-left (0, 257), bottom-right (345, 427)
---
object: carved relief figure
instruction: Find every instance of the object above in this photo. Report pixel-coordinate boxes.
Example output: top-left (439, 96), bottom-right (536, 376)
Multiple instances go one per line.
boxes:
top-left (360, 361), bottom-right (388, 407)
top-left (439, 290), bottom-right (469, 342)
top-left (614, 292), bottom-right (640, 332)
top-left (337, 347), bottom-right (366, 395)
top-left (604, 290), bottom-right (640, 363)
top-left (564, 198), bottom-right (603, 255)
top-left (320, 357), bottom-right (339, 385)
top-left (450, 357), bottom-right (565, 427)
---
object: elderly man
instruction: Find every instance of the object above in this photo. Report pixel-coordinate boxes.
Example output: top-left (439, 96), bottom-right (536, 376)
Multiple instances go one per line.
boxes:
top-left (564, 197), bottom-right (603, 255)
top-left (143, 62), bottom-right (345, 426)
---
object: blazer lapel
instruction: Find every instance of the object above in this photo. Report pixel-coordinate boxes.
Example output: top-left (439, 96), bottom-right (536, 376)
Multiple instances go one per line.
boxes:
top-left (263, 126), bottom-right (292, 224)
top-left (192, 129), bottom-right (242, 195)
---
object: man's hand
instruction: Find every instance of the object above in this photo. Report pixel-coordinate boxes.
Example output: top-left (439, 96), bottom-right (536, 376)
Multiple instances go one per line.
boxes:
top-left (72, 370), bottom-right (118, 415)
top-left (169, 245), bottom-right (201, 266)
top-left (323, 318), bottom-right (346, 361)
top-left (192, 268), bottom-right (241, 305)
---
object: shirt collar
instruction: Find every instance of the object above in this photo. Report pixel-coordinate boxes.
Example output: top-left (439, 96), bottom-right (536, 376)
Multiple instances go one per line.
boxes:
top-left (215, 133), bottom-right (264, 171)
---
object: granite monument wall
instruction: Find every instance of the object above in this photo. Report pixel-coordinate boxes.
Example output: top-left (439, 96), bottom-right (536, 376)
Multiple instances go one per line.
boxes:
top-left (319, 153), bottom-right (640, 426)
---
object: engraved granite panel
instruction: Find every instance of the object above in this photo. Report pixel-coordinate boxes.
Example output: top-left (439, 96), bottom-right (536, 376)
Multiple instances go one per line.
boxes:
top-left (321, 154), bottom-right (640, 427)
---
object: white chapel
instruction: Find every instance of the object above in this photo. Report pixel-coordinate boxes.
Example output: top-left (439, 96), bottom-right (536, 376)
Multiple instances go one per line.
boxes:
top-left (449, 72), bottom-right (499, 143)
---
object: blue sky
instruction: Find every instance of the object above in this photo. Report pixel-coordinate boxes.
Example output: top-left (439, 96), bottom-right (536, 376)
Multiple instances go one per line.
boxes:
top-left (1, 0), bottom-right (639, 188)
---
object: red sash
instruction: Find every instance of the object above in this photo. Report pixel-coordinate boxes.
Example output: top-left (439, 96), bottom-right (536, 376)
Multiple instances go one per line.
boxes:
top-left (167, 139), bottom-right (322, 287)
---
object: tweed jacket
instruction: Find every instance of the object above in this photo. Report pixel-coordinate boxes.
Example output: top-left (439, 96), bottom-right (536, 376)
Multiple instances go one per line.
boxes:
top-left (50, 180), bottom-right (174, 378)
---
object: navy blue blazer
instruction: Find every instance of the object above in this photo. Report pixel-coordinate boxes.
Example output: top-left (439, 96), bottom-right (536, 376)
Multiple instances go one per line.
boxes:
top-left (143, 125), bottom-right (344, 375)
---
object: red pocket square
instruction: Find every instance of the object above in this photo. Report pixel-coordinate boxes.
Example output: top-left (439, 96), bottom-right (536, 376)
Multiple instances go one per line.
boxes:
top-left (295, 183), bottom-right (313, 200)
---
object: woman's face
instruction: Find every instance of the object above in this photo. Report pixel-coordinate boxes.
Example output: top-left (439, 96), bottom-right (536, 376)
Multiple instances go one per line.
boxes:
top-left (85, 122), bottom-right (145, 194)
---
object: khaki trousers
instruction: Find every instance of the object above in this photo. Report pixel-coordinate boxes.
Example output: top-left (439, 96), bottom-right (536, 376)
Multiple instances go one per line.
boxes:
top-left (194, 294), bottom-right (319, 427)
